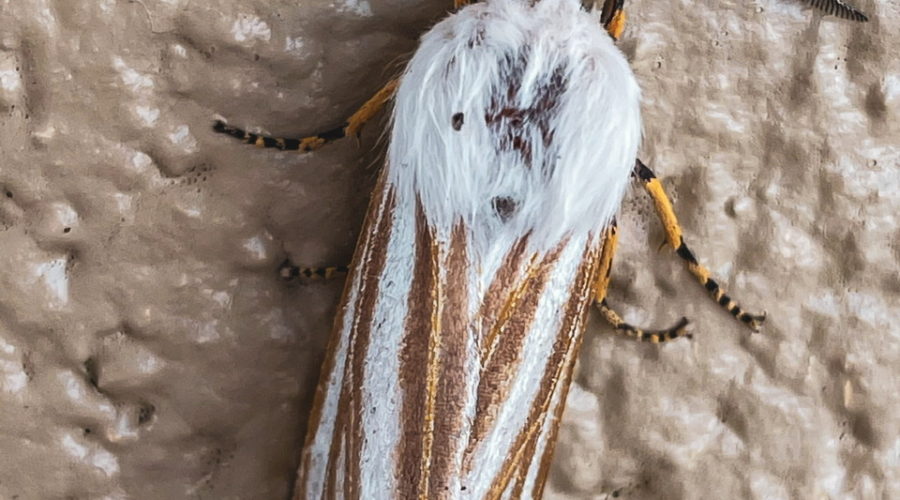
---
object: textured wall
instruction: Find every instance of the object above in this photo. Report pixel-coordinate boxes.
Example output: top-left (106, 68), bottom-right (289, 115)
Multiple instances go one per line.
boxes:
top-left (0, 0), bottom-right (896, 499)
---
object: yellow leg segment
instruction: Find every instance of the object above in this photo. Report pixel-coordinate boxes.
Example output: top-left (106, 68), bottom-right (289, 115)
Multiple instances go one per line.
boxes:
top-left (213, 78), bottom-right (399, 153)
top-left (344, 78), bottom-right (399, 138)
top-left (633, 159), bottom-right (766, 331)
top-left (594, 222), bottom-right (692, 343)
top-left (600, 0), bottom-right (626, 40)
top-left (278, 260), bottom-right (349, 281)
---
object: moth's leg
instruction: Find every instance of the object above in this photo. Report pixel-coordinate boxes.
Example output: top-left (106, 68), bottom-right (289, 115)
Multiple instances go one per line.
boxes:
top-left (599, 0), bottom-right (627, 40)
top-left (213, 78), bottom-right (399, 152)
top-left (278, 259), bottom-right (349, 281)
top-left (633, 159), bottom-right (767, 331)
top-left (594, 221), bottom-right (692, 343)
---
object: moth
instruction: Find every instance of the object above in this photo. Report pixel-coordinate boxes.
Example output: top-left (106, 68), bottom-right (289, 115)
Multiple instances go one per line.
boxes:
top-left (213, 0), bottom-right (868, 497)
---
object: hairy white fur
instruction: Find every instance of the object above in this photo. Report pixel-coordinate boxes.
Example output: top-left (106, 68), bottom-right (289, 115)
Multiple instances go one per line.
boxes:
top-left (388, 0), bottom-right (641, 255)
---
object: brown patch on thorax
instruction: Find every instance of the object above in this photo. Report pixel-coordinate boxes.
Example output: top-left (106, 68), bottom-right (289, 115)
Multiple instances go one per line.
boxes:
top-left (483, 50), bottom-right (568, 168)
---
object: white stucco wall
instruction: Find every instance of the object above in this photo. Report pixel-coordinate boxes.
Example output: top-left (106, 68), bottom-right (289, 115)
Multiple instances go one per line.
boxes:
top-left (0, 0), bottom-right (896, 498)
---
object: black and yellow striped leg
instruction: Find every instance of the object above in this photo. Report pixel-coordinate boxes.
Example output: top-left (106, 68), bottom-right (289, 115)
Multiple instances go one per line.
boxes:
top-left (278, 259), bottom-right (349, 282)
top-left (599, 0), bottom-right (627, 40)
top-left (633, 159), bottom-right (767, 331)
top-left (213, 78), bottom-right (399, 152)
top-left (594, 222), bottom-right (692, 343)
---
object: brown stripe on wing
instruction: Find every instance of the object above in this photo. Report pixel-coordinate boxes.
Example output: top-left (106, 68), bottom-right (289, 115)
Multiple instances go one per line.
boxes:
top-left (476, 236), bottom-right (531, 351)
top-left (528, 241), bottom-right (603, 499)
top-left (330, 374), bottom-right (350, 500)
top-left (428, 223), bottom-right (472, 498)
top-left (343, 185), bottom-right (397, 499)
top-left (323, 432), bottom-right (342, 499)
top-left (462, 244), bottom-right (565, 473)
top-left (398, 199), bottom-right (442, 499)
top-left (487, 238), bottom-right (603, 499)
top-left (316, 182), bottom-right (396, 499)
top-left (294, 174), bottom-right (396, 500)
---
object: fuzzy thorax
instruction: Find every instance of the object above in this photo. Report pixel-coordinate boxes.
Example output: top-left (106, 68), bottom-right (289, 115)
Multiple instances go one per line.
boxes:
top-left (388, 0), bottom-right (641, 253)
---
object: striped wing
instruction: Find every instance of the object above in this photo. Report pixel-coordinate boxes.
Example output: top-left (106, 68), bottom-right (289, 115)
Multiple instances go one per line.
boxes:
top-left (294, 174), bottom-right (604, 499)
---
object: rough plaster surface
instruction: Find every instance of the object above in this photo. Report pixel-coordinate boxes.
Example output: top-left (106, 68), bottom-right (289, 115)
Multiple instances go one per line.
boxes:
top-left (0, 0), bottom-right (897, 499)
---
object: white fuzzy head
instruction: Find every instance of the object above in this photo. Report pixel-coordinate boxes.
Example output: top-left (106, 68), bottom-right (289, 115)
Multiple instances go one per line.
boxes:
top-left (388, 0), bottom-right (641, 254)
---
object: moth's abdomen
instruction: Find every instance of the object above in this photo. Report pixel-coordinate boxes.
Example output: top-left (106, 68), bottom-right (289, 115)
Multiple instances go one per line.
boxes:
top-left (388, 0), bottom-right (641, 250)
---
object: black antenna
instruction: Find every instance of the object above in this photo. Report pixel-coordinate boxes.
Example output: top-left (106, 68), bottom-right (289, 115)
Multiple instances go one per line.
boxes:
top-left (804, 0), bottom-right (869, 22)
